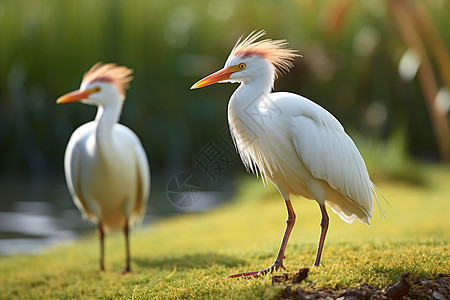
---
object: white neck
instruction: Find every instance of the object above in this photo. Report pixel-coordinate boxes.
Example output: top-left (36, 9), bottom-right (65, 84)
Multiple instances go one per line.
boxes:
top-left (226, 75), bottom-right (274, 178)
top-left (228, 72), bottom-right (273, 124)
top-left (94, 102), bottom-right (122, 161)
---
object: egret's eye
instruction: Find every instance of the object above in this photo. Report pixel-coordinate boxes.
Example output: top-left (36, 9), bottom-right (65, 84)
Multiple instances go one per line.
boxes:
top-left (237, 63), bottom-right (246, 70)
top-left (93, 86), bottom-right (101, 93)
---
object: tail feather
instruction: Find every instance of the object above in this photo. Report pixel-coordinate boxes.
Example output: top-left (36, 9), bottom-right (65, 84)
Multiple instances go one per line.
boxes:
top-left (325, 198), bottom-right (371, 225)
top-left (371, 182), bottom-right (388, 220)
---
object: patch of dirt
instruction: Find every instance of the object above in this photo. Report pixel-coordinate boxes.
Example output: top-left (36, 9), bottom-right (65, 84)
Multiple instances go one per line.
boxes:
top-left (273, 268), bottom-right (309, 285)
top-left (274, 268), bottom-right (450, 300)
top-left (408, 274), bottom-right (450, 300)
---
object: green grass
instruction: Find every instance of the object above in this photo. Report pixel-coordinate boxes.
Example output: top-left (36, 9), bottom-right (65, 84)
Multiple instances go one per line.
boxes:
top-left (1, 165), bottom-right (449, 299)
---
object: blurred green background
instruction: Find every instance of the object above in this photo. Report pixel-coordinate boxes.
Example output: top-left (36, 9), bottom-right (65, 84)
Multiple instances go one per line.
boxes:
top-left (0, 0), bottom-right (449, 218)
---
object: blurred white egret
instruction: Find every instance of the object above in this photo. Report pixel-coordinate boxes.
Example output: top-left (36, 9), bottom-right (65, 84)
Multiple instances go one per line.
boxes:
top-left (191, 31), bottom-right (381, 278)
top-left (57, 63), bottom-right (150, 273)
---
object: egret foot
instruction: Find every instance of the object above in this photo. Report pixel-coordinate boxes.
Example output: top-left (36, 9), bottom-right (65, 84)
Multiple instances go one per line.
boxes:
top-left (226, 259), bottom-right (286, 279)
top-left (121, 266), bottom-right (131, 275)
top-left (226, 200), bottom-right (294, 279)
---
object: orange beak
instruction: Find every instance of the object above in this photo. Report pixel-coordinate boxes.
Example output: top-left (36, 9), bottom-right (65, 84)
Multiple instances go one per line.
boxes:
top-left (56, 87), bottom-right (99, 104)
top-left (190, 66), bottom-right (238, 89)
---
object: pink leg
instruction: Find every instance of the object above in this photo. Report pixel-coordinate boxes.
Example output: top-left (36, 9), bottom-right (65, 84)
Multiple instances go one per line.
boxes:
top-left (313, 204), bottom-right (329, 267)
top-left (227, 200), bottom-right (296, 278)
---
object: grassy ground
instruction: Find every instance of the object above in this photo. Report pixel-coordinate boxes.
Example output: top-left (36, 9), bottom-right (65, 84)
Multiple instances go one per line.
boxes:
top-left (0, 165), bottom-right (449, 299)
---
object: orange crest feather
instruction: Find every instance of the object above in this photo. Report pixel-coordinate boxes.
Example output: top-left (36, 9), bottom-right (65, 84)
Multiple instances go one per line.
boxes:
top-left (230, 30), bottom-right (300, 78)
top-left (82, 62), bottom-right (134, 98)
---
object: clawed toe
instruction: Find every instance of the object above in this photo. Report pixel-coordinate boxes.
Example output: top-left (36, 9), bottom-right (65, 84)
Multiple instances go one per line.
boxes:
top-left (226, 263), bottom-right (285, 279)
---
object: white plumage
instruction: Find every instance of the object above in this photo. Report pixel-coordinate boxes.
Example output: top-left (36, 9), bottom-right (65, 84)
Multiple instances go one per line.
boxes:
top-left (192, 31), bottom-right (381, 278)
top-left (65, 120), bottom-right (149, 230)
top-left (57, 63), bottom-right (150, 273)
top-left (231, 91), bottom-right (374, 224)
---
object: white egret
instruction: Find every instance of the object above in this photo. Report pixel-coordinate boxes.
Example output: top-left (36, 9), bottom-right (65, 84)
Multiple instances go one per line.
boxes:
top-left (57, 63), bottom-right (150, 273)
top-left (191, 31), bottom-right (381, 278)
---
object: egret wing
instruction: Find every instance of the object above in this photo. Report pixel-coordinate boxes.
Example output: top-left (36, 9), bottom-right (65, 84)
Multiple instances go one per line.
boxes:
top-left (65, 142), bottom-right (96, 219)
top-left (131, 140), bottom-right (150, 226)
top-left (290, 112), bottom-right (373, 215)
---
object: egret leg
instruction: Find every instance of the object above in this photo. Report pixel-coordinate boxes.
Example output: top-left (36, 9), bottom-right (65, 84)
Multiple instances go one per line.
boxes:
top-left (98, 223), bottom-right (105, 272)
top-left (227, 200), bottom-right (296, 279)
top-left (121, 222), bottom-right (131, 274)
top-left (313, 204), bottom-right (329, 267)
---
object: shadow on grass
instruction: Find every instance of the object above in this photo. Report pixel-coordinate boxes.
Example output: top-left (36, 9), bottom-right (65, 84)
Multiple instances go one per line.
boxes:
top-left (134, 252), bottom-right (246, 271)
